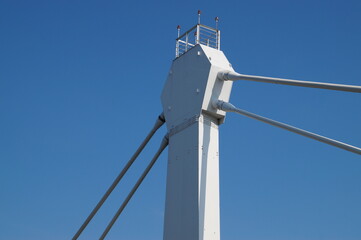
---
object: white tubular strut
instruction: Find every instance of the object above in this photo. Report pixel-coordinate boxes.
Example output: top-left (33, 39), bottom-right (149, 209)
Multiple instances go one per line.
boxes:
top-left (218, 71), bottom-right (361, 93)
top-left (215, 100), bottom-right (361, 155)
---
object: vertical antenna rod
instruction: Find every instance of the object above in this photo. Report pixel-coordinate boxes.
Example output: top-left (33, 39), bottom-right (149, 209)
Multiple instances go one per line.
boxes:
top-left (72, 113), bottom-right (165, 240)
top-left (177, 25), bottom-right (181, 38)
top-left (198, 10), bottom-right (201, 24)
top-left (99, 134), bottom-right (169, 240)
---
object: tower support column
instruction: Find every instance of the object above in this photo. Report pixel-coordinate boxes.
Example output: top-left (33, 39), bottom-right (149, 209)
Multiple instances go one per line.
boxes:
top-left (163, 113), bottom-right (220, 240)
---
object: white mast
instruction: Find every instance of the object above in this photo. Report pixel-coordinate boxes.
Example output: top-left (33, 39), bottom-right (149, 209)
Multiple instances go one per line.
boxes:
top-left (72, 14), bottom-right (361, 240)
top-left (161, 21), bottom-right (233, 240)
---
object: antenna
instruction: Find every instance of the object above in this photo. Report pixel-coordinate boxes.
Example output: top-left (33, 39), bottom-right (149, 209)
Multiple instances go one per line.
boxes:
top-left (177, 25), bottom-right (180, 38)
top-left (198, 10), bottom-right (201, 24)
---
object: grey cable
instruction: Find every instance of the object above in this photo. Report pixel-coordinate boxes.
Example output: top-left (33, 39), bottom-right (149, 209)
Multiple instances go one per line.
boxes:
top-left (99, 134), bottom-right (169, 240)
top-left (72, 113), bottom-right (165, 240)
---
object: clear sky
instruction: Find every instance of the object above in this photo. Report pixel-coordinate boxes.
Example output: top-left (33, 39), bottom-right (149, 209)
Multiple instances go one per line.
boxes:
top-left (1, 0), bottom-right (361, 239)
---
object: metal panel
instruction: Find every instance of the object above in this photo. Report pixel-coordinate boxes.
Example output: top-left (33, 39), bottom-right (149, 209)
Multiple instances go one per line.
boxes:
top-left (161, 44), bottom-right (234, 128)
top-left (163, 121), bottom-right (199, 240)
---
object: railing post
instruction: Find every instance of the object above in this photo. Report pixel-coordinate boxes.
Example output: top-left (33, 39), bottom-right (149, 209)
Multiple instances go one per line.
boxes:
top-left (196, 25), bottom-right (200, 45)
top-left (176, 25), bottom-right (181, 57)
top-left (176, 40), bottom-right (179, 58)
top-left (174, 23), bottom-right (221, 58)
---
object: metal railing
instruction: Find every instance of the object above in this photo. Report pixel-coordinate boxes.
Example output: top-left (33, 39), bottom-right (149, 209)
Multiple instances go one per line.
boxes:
top-left (176, 24), bottom-right (220, 58)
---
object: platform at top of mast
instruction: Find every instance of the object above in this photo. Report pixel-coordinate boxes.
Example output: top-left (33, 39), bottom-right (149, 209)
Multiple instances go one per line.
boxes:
top-left (175, 23), bottom-right (220, 58)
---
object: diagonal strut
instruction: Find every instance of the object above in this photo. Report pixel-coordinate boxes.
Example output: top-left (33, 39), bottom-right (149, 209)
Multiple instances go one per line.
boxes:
top-left (218, 71), bottom-right (361, 93)
top-left (215, 100), bottom-right (361, 155)
top-left (99, 134), bottom-right (169, 240)
top-left (72, 113), bottom-right (165, 240)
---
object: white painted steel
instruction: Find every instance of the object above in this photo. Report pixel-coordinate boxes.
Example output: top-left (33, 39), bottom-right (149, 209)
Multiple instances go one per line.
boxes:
top-left (215, 100), bottom-right (361, 155)
top-left (218, 71), bottom-right (361, 93)
top-left (163, 115), bottom-right (220, 240)
top-left (196, 24), bottom-right (200, 45)
top-left (161, 44), bottom-right (233, 240)
top-left (162, 45), bottom-right (233, 127)
top-left (176, 24), bottom-right (220, 58)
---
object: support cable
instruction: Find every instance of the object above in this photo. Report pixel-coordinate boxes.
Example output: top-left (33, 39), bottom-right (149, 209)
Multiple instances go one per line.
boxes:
top-left (72, 113), bottom-right (165, 240)
top-left (215, 100), bottom-right (361, 155)
top-left (218, 71), bottom-right (361, 93)
top-left (99, 134), bottom-right (169, 240)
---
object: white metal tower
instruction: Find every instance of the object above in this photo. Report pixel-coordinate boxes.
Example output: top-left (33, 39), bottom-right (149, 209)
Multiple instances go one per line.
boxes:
top-left (161, 15), bottom-right (361, 239)
top-left (161, 22), bottom-right (232, 240)
top-left (72, 13), bottom-right (361, 240)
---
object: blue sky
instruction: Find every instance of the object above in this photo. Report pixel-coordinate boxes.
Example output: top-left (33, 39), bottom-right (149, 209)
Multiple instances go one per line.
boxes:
top-left (1, 0), bottom-right (360, 239)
